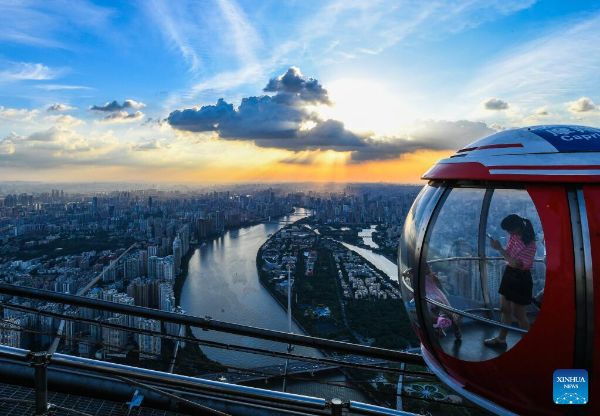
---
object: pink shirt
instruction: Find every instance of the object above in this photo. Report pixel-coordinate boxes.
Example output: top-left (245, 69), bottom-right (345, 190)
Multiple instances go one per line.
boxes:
top-left (505, 235), bottom-right (536, 270)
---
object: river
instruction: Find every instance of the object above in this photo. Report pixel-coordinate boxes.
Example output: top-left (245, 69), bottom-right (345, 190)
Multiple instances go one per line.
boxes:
top-left (358, 225), bottom-right (379, 249)
top-left (341, 241), bottom-right (398, 282)
top-left (180, 208), bottom-right (317, 368)
top-left (180, 210), bottom-right (382, 403)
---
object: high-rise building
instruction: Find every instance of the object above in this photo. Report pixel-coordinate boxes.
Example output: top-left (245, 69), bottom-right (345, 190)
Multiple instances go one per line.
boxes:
top-left (148, 256), bottom-right (158, 279)
top-left (127, 278), bottom-right (159, 308)
top-left (173, 237), bottom-right (182, 271)
top-left (137, 318), bottom-right (161, 359)
top-left (0, 317), bottom-right (22, 348)
top-left (124, 256), bottom-right (141, 279)
top-left (159, 283), bottom-right (175, 312)
top-left (102, 315), bottom-right (127, 356)
top-left (157, 256), bottom-right (175, 281)
top-left (102, 261), bottom-right (118, 283)
top-left (63, 309), bottom-right (79, 348)
top-left (147, 245), bottom-right (158, 258)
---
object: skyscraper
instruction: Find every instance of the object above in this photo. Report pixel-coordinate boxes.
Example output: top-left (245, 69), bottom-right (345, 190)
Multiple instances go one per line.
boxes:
top-left (173, 237), bottom-right (182, 271)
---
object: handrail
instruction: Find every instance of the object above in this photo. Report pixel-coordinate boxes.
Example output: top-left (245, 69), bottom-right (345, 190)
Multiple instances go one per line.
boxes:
top-left (423, 297), bottom-right (527, 334)
top-left (0, 345), bottom-right (420, 415)
top-left (0, 283), bottom-right (424, 365)
top-left (0, 345), bottom-right (327, 411)
top-left (400, 255), bottom-right (545, 294)
top-left (2, 302), bottom-right (434, 378)
top-left (427, 256), bottom-right (546, 264)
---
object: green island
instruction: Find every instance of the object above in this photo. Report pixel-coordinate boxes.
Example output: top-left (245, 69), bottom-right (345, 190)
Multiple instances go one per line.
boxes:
top-left (255, 223), bottom-right (483, 414)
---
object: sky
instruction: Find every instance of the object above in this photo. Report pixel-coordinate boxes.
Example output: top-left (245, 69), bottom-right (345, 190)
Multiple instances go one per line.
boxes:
top-left (1, 0), bottom-right (600, 183)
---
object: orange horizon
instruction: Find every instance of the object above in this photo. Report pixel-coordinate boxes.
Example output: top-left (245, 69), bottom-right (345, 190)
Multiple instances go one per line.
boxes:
top-left (0, 150), bottom-right (452, 184)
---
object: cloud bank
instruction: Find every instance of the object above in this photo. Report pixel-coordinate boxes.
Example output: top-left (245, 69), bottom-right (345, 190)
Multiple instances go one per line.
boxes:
top-left (168, 67), bottom-right (497, 163)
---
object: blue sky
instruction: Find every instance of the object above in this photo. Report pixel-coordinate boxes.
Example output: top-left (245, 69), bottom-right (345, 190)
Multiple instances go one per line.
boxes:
top-left (1, 0), bottom-right (600, 182)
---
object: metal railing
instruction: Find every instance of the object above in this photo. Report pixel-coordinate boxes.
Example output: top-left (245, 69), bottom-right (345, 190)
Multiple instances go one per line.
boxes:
top-left (0, 345), bottom-right (419, 416)
top-left (0, 283), bottom-right (424, 365)
top-left (0, 281), bottom-right (436, 414)
top-left (400, 255), bottom-right (545, 333)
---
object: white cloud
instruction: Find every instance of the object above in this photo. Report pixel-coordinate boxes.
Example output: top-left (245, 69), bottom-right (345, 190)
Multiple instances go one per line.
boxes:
top-left (299, 0), bottom-right (536, 61)
top-left (535, 107), bottom-right (551, 116)
top-left (132, 138), bottom-right (171, 151)
top-left (147, 0), bottom-right (260, 76)
top-left (35, 84), bottom-right (94, 91)
top-left (0, 0), bottom-right (115, 49)
top-left (0, 138), bottom-right (16, 155)
top-left (44, 114), bottom-right (85, 127)
top-left (0, 106), bottom-right (39, 122)
top-left (567, 97), bottom-right (597, 113)
top-left (468, 13), bottom-right (600, 106)
top-left (0, 62), bottom-right (63, 82)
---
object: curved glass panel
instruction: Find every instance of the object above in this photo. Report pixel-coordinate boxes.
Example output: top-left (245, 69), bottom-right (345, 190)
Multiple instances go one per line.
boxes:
top-left (399, 184), bottom-right (440, 329)
top-left (422, 186), bottom-right (545, 362)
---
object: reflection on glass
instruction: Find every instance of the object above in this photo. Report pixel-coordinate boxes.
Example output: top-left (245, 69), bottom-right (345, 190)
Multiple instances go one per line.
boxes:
top-left (425, 188), bottom-right (483, 347)
top-left (399, 185), bottom-right (439, 329)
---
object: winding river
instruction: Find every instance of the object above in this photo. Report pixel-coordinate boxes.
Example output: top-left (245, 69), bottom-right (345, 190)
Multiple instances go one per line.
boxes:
top-left (180, 208), bottom-right (319, 368)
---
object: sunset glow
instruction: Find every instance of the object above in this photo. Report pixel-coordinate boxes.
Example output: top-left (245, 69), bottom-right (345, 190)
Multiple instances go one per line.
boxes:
top-left (1, 1), bottom-right (599, 183)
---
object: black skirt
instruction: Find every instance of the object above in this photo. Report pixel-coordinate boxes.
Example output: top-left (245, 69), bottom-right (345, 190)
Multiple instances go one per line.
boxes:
top-left (499, 266), bottom-right (533, 305)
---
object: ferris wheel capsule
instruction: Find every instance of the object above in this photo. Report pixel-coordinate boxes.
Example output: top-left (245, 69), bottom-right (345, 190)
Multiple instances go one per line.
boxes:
top-left (398, 125), bottom-right (600, 415)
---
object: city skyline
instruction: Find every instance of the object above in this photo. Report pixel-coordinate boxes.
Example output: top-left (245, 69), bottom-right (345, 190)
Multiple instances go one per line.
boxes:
top-left (1, 1), bottom-right (600, 183)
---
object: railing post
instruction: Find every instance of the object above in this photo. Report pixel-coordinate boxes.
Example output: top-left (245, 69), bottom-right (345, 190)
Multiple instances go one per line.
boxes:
top-left (330, 398), bottom-right (343, 416)
top-left (30, 351), bottom-right (51, 415)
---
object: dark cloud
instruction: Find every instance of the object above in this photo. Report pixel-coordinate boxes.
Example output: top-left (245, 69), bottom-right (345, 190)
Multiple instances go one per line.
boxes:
top-left (482, 97), bottom-right (509, 110)
top-left (98, 111), bottom-right (145, 123)
top-left (168, 67), bottom-right (361, 152)
top-left (90, 99), bottom-right (146, 112)
top-left (47, 103), bottom-right (76, 112)
top-left (264, 66), bottom-right (332, 106)
top-left (168, 99), bottom-right (234, 132)
top-left (167, 67), bottom-right (497, 163)
top-left (169, 95), bottom-right (364, 150)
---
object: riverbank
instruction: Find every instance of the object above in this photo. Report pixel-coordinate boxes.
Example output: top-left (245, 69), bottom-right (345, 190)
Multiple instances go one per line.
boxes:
top-left (173, 208), bottom-right (295, 305)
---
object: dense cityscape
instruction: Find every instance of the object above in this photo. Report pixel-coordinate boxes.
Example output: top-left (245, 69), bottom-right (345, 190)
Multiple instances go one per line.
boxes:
top-left (0, 183), bottom-right (421, 364)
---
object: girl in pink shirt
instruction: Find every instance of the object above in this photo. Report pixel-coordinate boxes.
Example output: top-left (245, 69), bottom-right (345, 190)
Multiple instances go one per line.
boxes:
top-left (484, 214), bottom-right (537, 348)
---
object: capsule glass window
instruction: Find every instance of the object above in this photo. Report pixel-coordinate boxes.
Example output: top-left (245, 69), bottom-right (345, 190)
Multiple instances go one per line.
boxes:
top-left (422, 186), bottom-right (545, 361)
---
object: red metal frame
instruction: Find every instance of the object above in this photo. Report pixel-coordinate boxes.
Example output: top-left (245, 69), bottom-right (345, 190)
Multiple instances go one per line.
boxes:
top-left (423, 185), bottom-right (577, 415)
top-left (583, 185), bottom-right (600, 412)
top-left (423, 162), bottom-right (600, 183)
